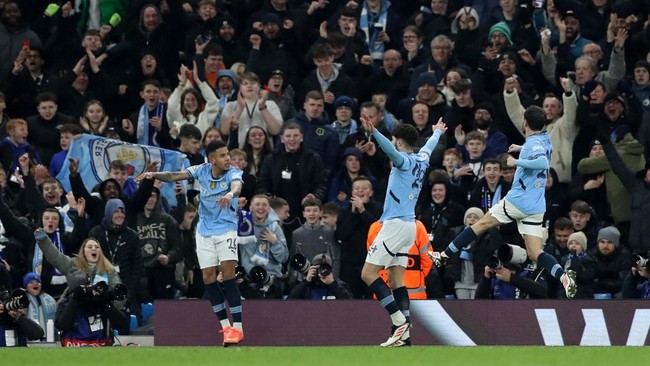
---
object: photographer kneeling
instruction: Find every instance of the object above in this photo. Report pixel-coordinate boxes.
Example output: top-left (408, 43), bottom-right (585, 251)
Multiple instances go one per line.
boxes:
top-left (287, 254), bottom-right (351, 300)
top-left (0, 288), bottom-right (44, 346)
top-left (475, 244), bottom-right (548, 299)
top-left (34, 229), bottom-right (128, 346)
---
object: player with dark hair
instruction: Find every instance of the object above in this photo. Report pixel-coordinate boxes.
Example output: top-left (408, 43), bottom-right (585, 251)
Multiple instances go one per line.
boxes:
top-left (429, 106), bottom-right (577, 299)
top-left (135, 140), bottom-right (244, 346)
top-left (360, 114), bottom-right (446, 347)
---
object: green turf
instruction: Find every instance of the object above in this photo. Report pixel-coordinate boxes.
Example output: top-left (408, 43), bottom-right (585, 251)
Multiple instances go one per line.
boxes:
top-left (3, 346), bottom-right (650, 366)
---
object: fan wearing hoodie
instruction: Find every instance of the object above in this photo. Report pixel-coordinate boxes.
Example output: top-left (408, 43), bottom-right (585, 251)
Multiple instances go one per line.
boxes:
top-left (135, 187), bottom-right (182, 300)
top-left (89, 199), bottom-right (143, 321)
top-left (238, 194), bottom-right (289, 291)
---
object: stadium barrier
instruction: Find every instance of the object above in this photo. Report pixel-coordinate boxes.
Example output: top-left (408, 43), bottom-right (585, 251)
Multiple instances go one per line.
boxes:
top-left (154, 299), bottom-right (650, 346)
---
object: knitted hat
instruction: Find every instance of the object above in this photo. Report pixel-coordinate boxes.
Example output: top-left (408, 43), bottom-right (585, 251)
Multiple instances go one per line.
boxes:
top-left (451, 7), bottom-right (480, 34)
top-left (597, 226), bottom-right (620, 248)
top-left (568, 231), bottom-right (588, 251)
top-left (488, 22), bottom-right (512, 44)
top-left (475, 101), bottom-right (495, 116)
top-left (23, 272), bottom-right (41, 288)
top-left (335, 95), bottom-right (355, 109)
top-left (498, 51), bottom-right (519, 68)
top-left (464, 207), bottom-right (484, 222)
top-left (261, 12), bottom-right (282, 26)
top-left (416, 72), bottom-right (438, 88)
top-left (342, 147), bottom-right (362, 161)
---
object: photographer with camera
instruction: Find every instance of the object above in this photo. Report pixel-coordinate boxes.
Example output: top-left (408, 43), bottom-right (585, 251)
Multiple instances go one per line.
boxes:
top-left (33, 229), bottom-right (128, 346)
top-left (287, 254), bottom-right (351, 300)
top-left (0, 287), bottom-right (44, 346)
top-left (475, 244), bottom-right (548, 299)
top-left (622, 254), bottom-right (650, 299)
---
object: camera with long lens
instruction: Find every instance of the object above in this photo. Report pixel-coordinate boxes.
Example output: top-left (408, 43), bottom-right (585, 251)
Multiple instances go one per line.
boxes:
top-left (317, 262), bottom-right (332, 277)
top-left (632, 255), bottom-right (650, 271)
top-left (290, 253), bottom-right (311, 275)
top-left (1, 288), bottom-right (29, 312)
top-left (488, 244), bottom-right (528, 270)
top-left (234, 265), bottom-right (247, 280)
top-left (82, 281), bottom-right (127, 302)
top-left (487, 256), bottom-right (502, 270)
top-left (249, 266), bottom-right (275, 289)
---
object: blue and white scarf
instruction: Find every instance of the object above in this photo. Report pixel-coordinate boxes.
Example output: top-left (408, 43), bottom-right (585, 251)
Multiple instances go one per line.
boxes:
top-left (33, 230), bottom-right (67, 285)
top-left (137, 102), bottom-right (164, 146)
top-left (360, 0), bottom-right (390, 60)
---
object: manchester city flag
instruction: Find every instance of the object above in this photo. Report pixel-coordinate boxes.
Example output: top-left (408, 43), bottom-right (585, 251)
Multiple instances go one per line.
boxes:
top-left (56, 134), bottom-right (187, 207)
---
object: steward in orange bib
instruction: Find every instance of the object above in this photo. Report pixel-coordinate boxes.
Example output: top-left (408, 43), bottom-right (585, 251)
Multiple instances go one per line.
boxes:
top-left (366, 220), bottom-right (433, 299)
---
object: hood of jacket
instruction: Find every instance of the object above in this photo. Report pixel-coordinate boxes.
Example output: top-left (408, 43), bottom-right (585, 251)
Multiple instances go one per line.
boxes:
top-left (103, 198), bottom-right (125, 229)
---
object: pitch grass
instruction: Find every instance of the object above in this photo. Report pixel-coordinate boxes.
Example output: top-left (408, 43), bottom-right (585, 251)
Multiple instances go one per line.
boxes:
top-left (4, 346), bottom-right (649, 366)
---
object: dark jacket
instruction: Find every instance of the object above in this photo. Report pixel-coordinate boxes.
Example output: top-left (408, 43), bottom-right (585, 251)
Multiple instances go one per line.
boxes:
top-left (287, 278), bottom-right (352, 300)
top-left (287, 111), bottom-right (340, 176)
top-left (589, 246), bottom-right (631, 296)
top-left (89, 199), bottom-right (143, 304)
top-left (257, 145), bottom-right (328, 216)
top-left (26, 113), bottom-right (74, 166)
top-left (561, 252), bottom-right (597, 299)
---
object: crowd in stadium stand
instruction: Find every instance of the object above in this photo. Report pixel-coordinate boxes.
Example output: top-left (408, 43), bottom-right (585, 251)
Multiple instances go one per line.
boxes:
top-left (2, 0), bottom-right (650, 344)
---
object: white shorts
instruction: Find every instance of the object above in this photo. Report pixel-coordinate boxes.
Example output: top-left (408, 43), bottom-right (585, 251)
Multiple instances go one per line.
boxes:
top-left (365, 219), bottom-right (416, 268)
top-left (488, 198), bottom-right (545, 238)
top-left (196, 231), bottom-right (238, 269)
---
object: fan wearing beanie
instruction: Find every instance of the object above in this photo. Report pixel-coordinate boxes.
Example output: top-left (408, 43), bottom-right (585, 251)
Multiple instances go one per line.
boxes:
top-left (563, 231), bottom-right (596, 299)
top-left (592, 226), bottom-right (629, 297)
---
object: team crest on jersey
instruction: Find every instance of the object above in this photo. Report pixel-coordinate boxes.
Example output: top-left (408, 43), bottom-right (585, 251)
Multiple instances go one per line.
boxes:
top-left (316, 127), bottom-right (325, 136)
top-left (89, 138), bottom-right (164, 181)
top-left (220, 181), bottom-right (227, 188)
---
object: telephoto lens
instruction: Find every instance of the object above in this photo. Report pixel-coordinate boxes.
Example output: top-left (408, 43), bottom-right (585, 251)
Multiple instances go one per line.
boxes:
top-left (487, 256), bottom-right (502, 270)
top-left (290, 253), bottom-right (311, 275)
top-left (2, 289), bottom-right (29, 312)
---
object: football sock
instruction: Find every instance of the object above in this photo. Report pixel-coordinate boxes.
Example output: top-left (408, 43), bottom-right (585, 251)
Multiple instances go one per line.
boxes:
top-left (537, 251), bottom-right (565, 279)
top-left (204, 282), bottom-right (230, 328)
top-left (392, 286), bottom-right (410, 323)
top-left (444, 227), bottom-right (477, 256)
top-left (222, 278), bottom-right (243, 325)
top-left (369, 278), bottom-right (405, 325)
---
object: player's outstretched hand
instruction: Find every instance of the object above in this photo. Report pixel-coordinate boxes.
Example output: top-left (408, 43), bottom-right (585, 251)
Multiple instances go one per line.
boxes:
top-left (432, 117), bottom-right (447, 134)
top-left (135, 172), bottom-right (154, 183)
top-left (360, 113), bottom-right (375, 133)
top-left (217, 193), bottom-right (233, 208)
top-left (507, 144), bottom-right (521, 153)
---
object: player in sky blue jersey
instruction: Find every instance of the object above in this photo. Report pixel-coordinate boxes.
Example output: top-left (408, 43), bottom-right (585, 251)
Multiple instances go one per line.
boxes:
top-left (429, 106), bottom-right (577, 299)
top-left (135, 141), bottom-right (245, 346)
top-left (360, 112), bottom-right (447, 347)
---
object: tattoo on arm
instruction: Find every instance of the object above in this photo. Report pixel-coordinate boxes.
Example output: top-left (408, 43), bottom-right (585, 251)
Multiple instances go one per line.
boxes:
top-left (229, 181), bottom-right (243, 197)
top-left (154, 171), bottom-right (190, 182)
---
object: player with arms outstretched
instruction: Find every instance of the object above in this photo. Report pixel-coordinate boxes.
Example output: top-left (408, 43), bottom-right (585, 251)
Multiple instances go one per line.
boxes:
top-left (136, 140), bottom-right (245, 346)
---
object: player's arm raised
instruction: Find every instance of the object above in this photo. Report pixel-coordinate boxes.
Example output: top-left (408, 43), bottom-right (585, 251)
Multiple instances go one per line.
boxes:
top-left (360, 112), bottom-right (405, 167)
top-left (135, 171), bottom-right (191, 183)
